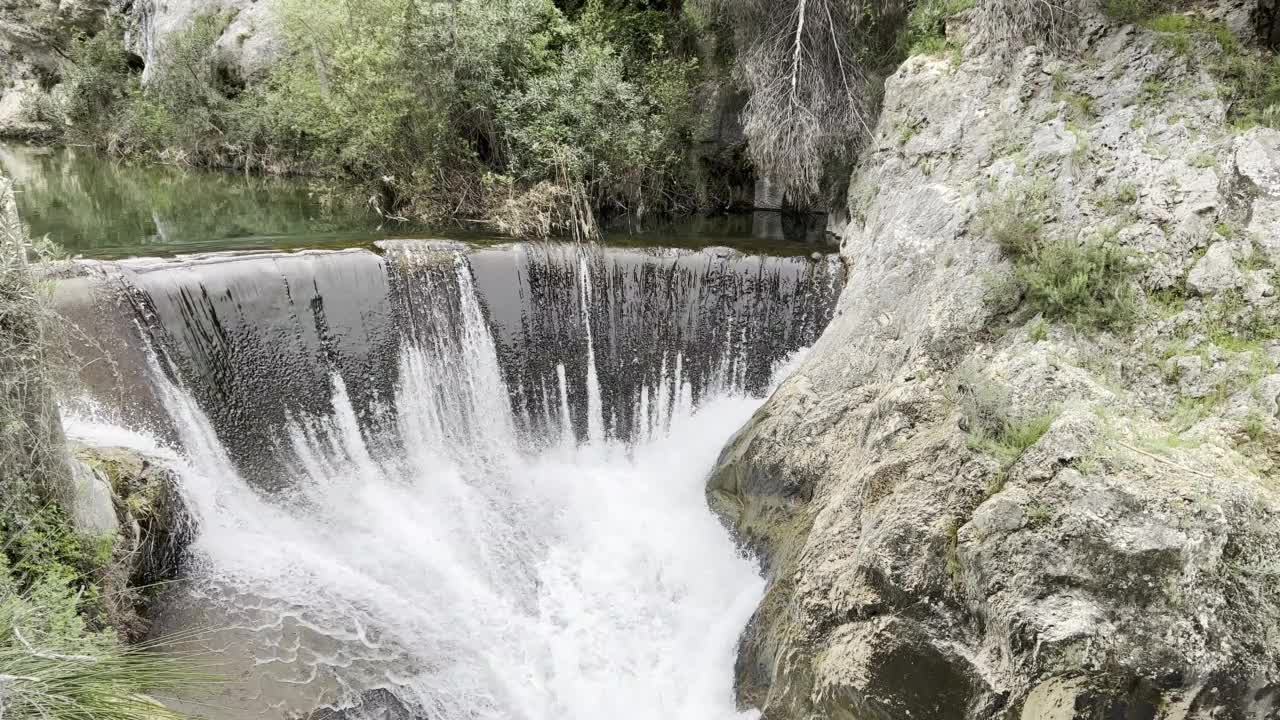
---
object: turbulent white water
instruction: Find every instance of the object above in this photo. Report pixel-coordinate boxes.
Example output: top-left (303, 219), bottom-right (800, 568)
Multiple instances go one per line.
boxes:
top-left (64, 258), bottom-right (795, 720)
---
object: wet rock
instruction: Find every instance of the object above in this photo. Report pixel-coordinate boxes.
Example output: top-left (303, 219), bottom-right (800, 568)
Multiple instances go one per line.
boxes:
top-left (303, 689), bottom-right (413, 720)
top-left (75, 445), bottom-right (195, 588)
top-left (67, 454), bottom-right (120, 537)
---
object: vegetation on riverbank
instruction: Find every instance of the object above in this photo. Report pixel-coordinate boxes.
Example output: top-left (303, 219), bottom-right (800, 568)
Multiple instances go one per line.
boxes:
top-left (59, 1), bottom-right (722, 237)
top-left (11, 0), bottom-right (992, 236)
top-left (1, 177), bottom-right (208, 719)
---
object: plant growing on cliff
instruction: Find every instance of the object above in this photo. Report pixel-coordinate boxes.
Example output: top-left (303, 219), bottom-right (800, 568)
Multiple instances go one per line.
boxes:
top-left (948, 360), bottom-right (1058, 473)
top-left (902, 0), bottom-right (975, 55)
top-left (980, 181), bottom-right (1140, 330)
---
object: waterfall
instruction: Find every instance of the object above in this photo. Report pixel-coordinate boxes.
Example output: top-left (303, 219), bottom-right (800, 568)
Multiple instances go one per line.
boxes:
top-left (55, 241), bottom-right (842, 720)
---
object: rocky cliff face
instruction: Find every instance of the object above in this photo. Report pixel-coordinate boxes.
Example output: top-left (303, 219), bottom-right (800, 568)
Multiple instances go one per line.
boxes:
top-left (0, 0), bottom-right (106, 138)
top-left (118, 0), bottom-right (279, 84)
top-left (0, 0), bottom-right (277, 139)
top-left (710, 5), bottom-right (1280, 719)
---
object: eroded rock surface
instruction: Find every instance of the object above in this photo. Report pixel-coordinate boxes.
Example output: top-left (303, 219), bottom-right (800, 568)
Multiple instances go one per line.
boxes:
top-left (119, 0), bottom-right (280, 84)
top-left (710, 7), bottom-right (1280, 719)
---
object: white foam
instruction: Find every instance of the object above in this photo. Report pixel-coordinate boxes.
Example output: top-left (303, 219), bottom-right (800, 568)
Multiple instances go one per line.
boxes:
top-left (62, 259), bottom-right (782, 720)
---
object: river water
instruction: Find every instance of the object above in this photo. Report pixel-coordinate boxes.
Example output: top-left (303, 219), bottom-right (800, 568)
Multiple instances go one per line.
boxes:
top-left (0, 143), bottom-right (828, 258)
top-left (22, 143), bottom-right (842, 720)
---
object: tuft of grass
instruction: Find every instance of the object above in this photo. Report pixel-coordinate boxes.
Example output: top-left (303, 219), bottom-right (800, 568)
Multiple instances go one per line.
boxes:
top-left (1189, 151), bottom-right (1217, 169)
top-left (969, 413), bottom-right (1059, 466)
top-left (1139, 78), bottom-right (1167, 105)
top-left (1029, 317), bottom-right (1050, 342)
top-left (950, 362), bottom-right (1060, 469)
top-left (1051, 71), bottom-right (1097, 123)
top-left (1148, 12), bottom-right (1197, 34)
top-left (1098, 182), bottom-right (1138, 215)
top-left (1239, 243), bottom-right (1272, 272)
top-left (904, 0), bottom-right (977, 56)
top-left (1025, 502), bottom-right (1053, 527)
top-left (1205, 290), bottom-right (1280, 351)
top-left (0, 582), bottom-right (218, 720)
top-left (1242, 412), bottom-right (1268, 443)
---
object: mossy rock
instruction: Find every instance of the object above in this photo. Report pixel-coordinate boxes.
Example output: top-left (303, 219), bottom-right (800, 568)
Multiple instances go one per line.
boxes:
top-left (71, 445), bottom-right (196, 639)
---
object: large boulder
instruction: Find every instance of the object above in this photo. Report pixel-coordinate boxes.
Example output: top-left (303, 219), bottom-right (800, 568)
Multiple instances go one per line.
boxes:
top-left (72, 444), bottom-right (196, 639)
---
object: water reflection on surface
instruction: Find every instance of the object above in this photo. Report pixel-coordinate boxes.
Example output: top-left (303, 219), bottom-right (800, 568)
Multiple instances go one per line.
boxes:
top-left (1, 143), bottom-right (834, 258)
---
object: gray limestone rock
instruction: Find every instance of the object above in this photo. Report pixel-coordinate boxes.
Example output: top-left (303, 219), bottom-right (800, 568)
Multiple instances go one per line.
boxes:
top-left (121, 0), bottom-right (280, 84)
top-left (1187, 242), bottom-right (1246, 296)
top-left (710, 10), bottom-right (1280, 720)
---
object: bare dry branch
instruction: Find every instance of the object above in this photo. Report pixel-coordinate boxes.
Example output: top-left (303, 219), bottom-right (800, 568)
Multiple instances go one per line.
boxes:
top-left (698, 0), bottom-right (907, 205)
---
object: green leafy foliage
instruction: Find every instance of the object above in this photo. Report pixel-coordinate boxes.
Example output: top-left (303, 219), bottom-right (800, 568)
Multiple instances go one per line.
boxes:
top-left (60, 0), bottom-right (703, 235)
top-left (980, 180), bottom-right (1141, 330)
top-left (1, 575), bottom-right (214, 720)
top-left (902, 0), bottom-right (975, 55)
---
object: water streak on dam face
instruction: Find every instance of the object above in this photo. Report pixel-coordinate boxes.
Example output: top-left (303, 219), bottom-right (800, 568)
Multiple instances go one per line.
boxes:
top-left (55, 239), bottom-right (844, 720)
top-left (60, 241), bottom-right (842, 484)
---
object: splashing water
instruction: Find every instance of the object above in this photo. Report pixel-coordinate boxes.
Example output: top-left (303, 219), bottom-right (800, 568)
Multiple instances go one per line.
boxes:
top-left (62, 258), bottom-right (805, 720)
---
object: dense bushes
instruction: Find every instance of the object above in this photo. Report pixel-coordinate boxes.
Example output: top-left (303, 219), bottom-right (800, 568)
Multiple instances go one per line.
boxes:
top-left (60, 0), bottom-right (706, 236)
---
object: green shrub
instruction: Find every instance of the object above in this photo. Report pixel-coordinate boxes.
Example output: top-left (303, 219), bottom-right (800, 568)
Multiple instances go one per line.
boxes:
top-left (1103, 0), bottom-right (1174, 24)
top-left (57, 0), bottom-right (706, 232)
top-left (902, 0), bottom-right (975, 55)
top-left (1, 576), bottom-right (214, 720)
top-left (64, 22), bottom-right (137, 148)
top-left (980, 181), bottom-right (1141, 330)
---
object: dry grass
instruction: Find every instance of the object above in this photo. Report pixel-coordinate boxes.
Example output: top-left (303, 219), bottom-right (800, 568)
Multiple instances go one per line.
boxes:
top-left (970, 0), bottom-right (1086, 51)
top-left (0, 176), bottom-right (70, 505)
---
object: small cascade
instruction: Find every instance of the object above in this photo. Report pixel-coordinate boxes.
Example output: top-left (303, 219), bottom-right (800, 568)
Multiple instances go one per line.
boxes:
top-left (53, 238), bottom-right (844, 720)
top-left (579, 256), bottom-right (605, 445)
